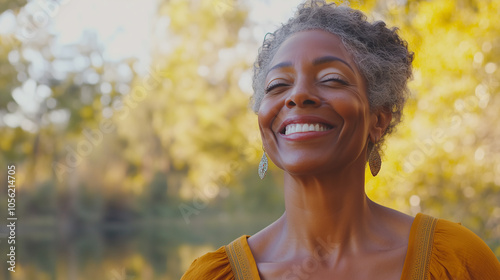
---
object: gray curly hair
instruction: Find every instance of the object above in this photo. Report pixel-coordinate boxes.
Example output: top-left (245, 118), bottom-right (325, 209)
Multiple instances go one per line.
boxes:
top-left (251, 0), bottom-right (413, 156)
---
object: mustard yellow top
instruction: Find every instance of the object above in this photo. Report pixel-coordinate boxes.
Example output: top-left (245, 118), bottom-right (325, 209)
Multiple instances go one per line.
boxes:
top-left (181, 214), bottom-right (500, 280)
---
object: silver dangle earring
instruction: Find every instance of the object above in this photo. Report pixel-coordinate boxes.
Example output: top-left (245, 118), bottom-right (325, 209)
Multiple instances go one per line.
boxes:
top-left (258, 151), bottom-right (268, 179)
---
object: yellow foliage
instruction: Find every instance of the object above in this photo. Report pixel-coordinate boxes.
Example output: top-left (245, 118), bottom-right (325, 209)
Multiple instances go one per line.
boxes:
top-left (362, 0), bottom-right (500, 255)
top-left (1, 2), bottom-right (500, 278)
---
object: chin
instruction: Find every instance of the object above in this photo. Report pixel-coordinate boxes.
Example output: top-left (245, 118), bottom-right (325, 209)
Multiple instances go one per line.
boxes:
top-left (280, 159), bottom-right (336, 177)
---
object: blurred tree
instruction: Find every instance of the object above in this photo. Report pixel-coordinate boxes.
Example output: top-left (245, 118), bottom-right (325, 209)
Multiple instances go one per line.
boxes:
top-left (363, 0), bottom-right (500, 257)
top-left (0, 2), bottom-right (499, 278)
top-left (103, 0), bottom-right (257, 203)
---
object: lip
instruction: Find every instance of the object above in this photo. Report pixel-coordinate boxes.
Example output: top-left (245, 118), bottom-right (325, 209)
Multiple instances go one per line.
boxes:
top-left (276, 115), bottom-right (336, 140)
top-left (280, 129), bottom-right (333, 141)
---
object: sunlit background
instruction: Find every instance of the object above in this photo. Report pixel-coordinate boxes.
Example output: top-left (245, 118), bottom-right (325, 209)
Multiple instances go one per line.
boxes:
top-left (0, 0), bottom-right (499, 279)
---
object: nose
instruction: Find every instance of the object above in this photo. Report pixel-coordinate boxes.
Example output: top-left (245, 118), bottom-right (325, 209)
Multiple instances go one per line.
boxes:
top-left (285, 81), bottom-right (321, 109)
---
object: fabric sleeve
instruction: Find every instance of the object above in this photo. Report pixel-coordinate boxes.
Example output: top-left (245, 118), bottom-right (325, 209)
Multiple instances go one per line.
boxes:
top-left (428, 218), bottom-right (500, 280)
top-left (181, 246), bottom-right (234, 280)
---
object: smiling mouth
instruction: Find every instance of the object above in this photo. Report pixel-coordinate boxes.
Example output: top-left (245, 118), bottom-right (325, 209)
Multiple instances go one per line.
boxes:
top-left (282, 123), bottom-right (333, 136)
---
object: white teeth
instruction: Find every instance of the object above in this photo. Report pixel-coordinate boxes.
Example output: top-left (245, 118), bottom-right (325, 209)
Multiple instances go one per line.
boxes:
top-left (284, 123), bottom-right (330, 135)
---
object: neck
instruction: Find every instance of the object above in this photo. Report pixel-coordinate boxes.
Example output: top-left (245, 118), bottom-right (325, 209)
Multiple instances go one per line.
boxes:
top-left (281, 161), bottom-right (379, 257)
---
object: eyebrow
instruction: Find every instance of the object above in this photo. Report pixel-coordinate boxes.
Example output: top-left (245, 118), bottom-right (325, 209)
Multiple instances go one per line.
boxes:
top-left (266, 55), bottom-right (355, 76)
top-left (267, 61), bottom-right (293, 75)
top-left (312, 56), bottom-right (354, 73)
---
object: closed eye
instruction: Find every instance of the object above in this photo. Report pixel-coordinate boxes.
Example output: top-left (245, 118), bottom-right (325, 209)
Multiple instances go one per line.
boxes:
top-left (265, 81), bottom-right (290, 93)
top-left (319, 74), bottom-right (349, 86)
top-left (321, 77), bottom-right (349, 86)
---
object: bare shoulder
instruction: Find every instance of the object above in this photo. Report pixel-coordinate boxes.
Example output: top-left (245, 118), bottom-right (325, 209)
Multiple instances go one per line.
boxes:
top-left (375, 202), bottom-right (414, 222)
top-left (370, 201), bottom-right (414, 243)
top-left (247, 213), bottom-right (286, 261)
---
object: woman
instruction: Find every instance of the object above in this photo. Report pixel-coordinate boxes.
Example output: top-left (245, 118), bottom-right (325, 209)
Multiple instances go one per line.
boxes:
top-left (182, 1), bottom-right (500, 279)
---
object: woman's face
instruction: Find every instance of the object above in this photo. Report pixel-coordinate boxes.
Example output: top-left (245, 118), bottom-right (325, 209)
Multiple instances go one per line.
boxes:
top-left (258, 29), bottom-right (383, 176)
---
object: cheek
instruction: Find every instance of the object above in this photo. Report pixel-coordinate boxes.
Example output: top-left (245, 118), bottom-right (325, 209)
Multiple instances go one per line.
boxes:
top-left (332, 95), bottom-right (368, 120)
top-left (258, 96), bottom-right (283, 128)
top-left (257, 98), bottom-right (283, 160)
top-left (257, 102), bottom-right (275, 145)
top-left (257, 103), bottom-right (271, 129)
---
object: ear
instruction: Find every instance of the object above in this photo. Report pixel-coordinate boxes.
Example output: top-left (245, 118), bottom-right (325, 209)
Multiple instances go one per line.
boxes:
top-left (369, 108), bottom-right (392, 142)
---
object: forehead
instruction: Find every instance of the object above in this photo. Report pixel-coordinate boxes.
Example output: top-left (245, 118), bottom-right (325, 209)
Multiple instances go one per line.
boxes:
top-left (269, 29), bottom-right (355, 68)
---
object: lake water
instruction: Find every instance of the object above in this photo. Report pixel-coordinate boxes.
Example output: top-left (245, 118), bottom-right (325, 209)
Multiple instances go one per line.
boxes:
top-left (0, 215), bottom-right (279, 280)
